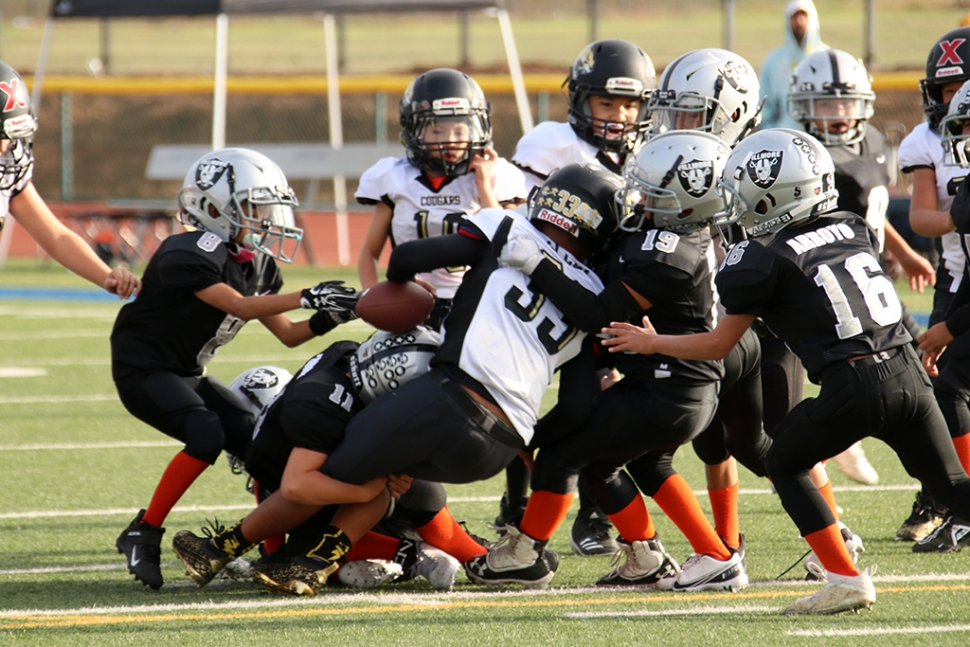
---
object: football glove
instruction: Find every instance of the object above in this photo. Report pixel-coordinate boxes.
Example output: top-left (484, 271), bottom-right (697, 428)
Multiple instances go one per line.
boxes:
top-left (498, 234), bottom-right (545, 275)
top-left (300, 280), bottom-right (360, 320)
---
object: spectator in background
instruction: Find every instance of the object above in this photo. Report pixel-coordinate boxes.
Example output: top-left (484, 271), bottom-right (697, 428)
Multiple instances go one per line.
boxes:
top-left (759, 0), bottom-right (828, 130)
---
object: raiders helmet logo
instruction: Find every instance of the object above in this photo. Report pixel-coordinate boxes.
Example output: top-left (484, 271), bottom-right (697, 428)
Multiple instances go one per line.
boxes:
top-left (678, 159), bottom-right (714, 197)
top-left (719, 60), bottom-right (751, 94)
top-left (574, 45), bottom-right (596, 77)
top-left (746, 150), bottom-right (783, 188)
top-left (243, 368), bottom-right (281, 390)
top-left (196, 159), bottom-right (230, 190)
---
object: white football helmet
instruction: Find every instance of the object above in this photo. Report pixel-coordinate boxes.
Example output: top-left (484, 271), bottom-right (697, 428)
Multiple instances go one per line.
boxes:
top-left (648, 48), bottom-right (762, 146)
top-left (177, 148), bottom-right (303, 263)
top-left (616, 130), bottom-right (730, 232)
top-left (228, 365), bottom-right (293, 416)
top-left (718, 128), bottom-right (839, 237)
top-left (788, 50), bottom-right (876, 146)
top-left (348, 327), bottom-right (442, 404)
top-left (941, 79), bottom-right (970, 167)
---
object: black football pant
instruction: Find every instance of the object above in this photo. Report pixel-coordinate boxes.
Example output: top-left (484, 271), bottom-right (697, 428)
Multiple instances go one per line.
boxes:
top-left (766, 345), bottom-right (970, 536)
top-left (114, 370), bottom-right (254, 464)
top-left (759, 335), bottom-right (805, 438)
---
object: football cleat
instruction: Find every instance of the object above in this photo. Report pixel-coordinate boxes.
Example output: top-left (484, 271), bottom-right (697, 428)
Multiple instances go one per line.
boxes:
top-left (338, 560), bottom-right (404, 588)
top-left (116, 509), bottom-right (165, 590)
top-left (172, 530), bottom-right (234, 587)
top-left (804, 522), bottom-right (865, 581)
top-left (251, 554), bottom-right (338, 596)
top-left (784, 566), bottom-right (877, 615)
top-left (596, 537), bottom-right (680, 588)
top-left (671, 549), bottom-right (747, 592)
top-left (896, 491), bottom-right (948, 542)
top-left (912, 515), bottom-right (970, 553)
top-left (570, 507), bottom-right (619, 556)
top-left (464, 525), bottom-right (558, 588)
top-left (410, 543), bottom-right (462, 590)
top-left (492, 492), bottom-right (526, 535)
top-left (832, 442), bottom-right (879, 485)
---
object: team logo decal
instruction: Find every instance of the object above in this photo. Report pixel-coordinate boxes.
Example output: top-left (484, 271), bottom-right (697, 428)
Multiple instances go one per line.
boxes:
top-left (0, 78), bottom-right (28, 113)
top-left (243, 368), bottom-right (281, 390)
top-left (678, 159), bottom-right (714, 197)
top-left (574, 45), bottom-right (596, 77)
top-left (746, 150), bottom-right (783, 188)
top-left (196, 159), bottom-right (230, 190)
top-left (719, 60), bottom-right (751, 94)
top-left (938, 38), bottom-right (967, 67)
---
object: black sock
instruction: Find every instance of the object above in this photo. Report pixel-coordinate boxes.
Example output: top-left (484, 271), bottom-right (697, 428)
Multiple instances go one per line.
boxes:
top-left (305, 526), bottom-right (352, 564)
top-left (212, 521), bottom-right (253, 558)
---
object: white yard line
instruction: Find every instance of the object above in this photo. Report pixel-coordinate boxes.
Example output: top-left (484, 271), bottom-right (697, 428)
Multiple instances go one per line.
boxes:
top-left (563, 605), bottom-right (778, 619)
top-left (789, 625), bottom-right (970, 637)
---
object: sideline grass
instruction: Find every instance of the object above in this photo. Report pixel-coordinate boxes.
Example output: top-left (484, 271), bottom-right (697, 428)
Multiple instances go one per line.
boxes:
top-left (1, 259), bottom-right (967, 646)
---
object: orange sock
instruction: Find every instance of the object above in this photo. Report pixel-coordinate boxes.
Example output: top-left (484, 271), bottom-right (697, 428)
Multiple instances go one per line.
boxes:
top-left (605, 494), bottom-right (655, 542)
top-left (953, 434), bottom-right (970, 475)
top-left (708, 482), bottom-right (740, 549)
top-left (818, 479), bottom-right (840, 522)
top-left (345, 531), bottom-right (401, 562)
top-left (416, 507), bottom-right (487, 562)
top-left (654, 474), bottom-right (731, 560)
top-left (804, 524), bottom-right (859, 577)
top-left (142, 451), bottom-right (209, 528)
top-left (520, 490), bottom-right (574, 541)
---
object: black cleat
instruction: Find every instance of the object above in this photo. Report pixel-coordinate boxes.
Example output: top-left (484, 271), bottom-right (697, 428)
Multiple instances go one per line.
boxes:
top-left (251, 554), bottom-right (338, 596)
top-left (116, 510), bottom-right (165, 590)
top-left (172, 530), bottom-right (233, 587)
top-left (569, 508), bottom-right (619, 556)
top-left (913, 515), bottom-right (970, 553)
top-left (464, 526), bottom-right (558, 588)
top-left (896, 491), bottom-right (947, 542)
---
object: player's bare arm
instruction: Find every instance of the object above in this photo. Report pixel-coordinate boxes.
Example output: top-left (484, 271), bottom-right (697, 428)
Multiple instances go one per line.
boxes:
top-left (908, 167), bottom-right (956, 237)
top-left (280, 447), bottom-right (388, 507)
top-left (601, 313), bottom-right (755, 360)
top-left (884, 221), bottom-right (935, 293)
top-left (357, 201), bottom-right (394, 290)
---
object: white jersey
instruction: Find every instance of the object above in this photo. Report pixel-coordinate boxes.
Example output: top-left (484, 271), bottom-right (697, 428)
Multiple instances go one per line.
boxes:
top-left (898, 122), bottom-right (966, 294)
top-left (356, 156), bottom-right (527, 299)
top-left (512, 121), bottom-right (621, 194)
top-left (437, 208), bottom-right (603, 443)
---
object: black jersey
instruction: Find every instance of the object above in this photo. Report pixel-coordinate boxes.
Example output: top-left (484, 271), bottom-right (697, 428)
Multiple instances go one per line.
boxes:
top-left (244, 341), bottom-right (363, 492)
top-left (608, 226), bottom-right (723, 383)
top-left (716, 212), bottom-right (912, 383)
top-left (110, 231), bottom-right (284, 379)
top-left (828, 129), bottom-right (890, 237)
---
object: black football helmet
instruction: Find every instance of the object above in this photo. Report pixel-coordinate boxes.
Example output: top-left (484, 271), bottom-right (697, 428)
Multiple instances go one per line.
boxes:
top-left (921, 27), bottom-right (970, 133)
top-left (528, 162), bottom-right (624, 259)
top-left (0, 60), bottom-right (37, 196)
top-left (400, 68), bottom-right (492, 177)
top-left (565, 39), bottom-right (656, 154)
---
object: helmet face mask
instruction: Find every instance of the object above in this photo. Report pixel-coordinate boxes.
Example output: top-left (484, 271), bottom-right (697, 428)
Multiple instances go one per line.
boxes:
top-left (348, 327), bottom-right (442, 404)
top-left (0, 61), bottom-right (37, 196)
top-left (566, 39), bottom-right (656, 154)
top-left (789, 50), bottom-right (875, 146)
top-left (648, 48), bottom-right (761, 147)
top-left (616, 130), bottom-right (730, 233)
top-left (177, 148), bottom-right (303, 263)
top-left (942, 79), bottom-right (970, 167)
top-left (921, 27), bottom-right (970, 133)
top-left (718, 129), bottom-right (839, 237)
top-left (400, 69), bottom-right (492, 177)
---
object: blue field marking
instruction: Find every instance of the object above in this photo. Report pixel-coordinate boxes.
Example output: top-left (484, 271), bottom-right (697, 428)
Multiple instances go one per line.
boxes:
top-left (0, 287), bottom-right (121, 302)
top-left (913, 312), bottom-right (929, 327)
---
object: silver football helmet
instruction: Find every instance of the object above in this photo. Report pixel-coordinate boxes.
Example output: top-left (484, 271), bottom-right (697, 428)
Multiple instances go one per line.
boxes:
top-left (177, 148), bottom-right (303, 263)
top-left (228, 365), bottom-right (293, 416)
top-left (648, 48), bottom-right (762, 146)
top-left (718, 128), bottom-right (839, 237)
top-left (789, 50), bottom-right (876, 146)
top-left (0, 60), bottom-right (37, 197)
top-left (348, 327), bottom-right (441, 404)
top-left (616, 130), bottom-right (730, 232)
top-left (942, 79), bottom-right (970, 167)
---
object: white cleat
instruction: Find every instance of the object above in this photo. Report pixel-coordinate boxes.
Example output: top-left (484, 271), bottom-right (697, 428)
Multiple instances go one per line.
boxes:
top-left (596, 537), bottom-right (680, 589)
top-left (338, 560), bottom-right (404, 588)
top-left (804, 522), bottom-right (865, 581)
top-left (832, 442), bottom-right (879, 485)
top-left (411, 542), bottom-right (461, 591)
top-left (785, 566), bottom-right (876, 615)
top-left (671, 549), bottom-right (748, 592)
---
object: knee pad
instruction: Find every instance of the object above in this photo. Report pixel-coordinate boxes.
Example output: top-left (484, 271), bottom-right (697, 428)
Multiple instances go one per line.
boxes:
top-left (692, 425), bottom-right (730, 466)
top-left (180, 408), bottom-right (225, 464)
top-left (625, 452), bottom-right (676, 497)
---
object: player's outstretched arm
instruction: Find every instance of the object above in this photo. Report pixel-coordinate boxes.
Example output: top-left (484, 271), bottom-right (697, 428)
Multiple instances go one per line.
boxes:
top-left (884, 222), bottom-right (935, 293)
top-left (280, 447), bottom-right (388, 507)
top-left (386, 230), bottom-right (488, 280)
top-left (358, 202), bottom-right (393, 290)
top-left (601, 313), bottom-right (755, 360)
top-left (10, 183), bottom-right (141, 298)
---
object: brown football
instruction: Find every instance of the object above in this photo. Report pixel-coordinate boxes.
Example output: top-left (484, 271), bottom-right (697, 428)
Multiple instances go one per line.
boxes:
top-left (356, 280), bottom-right (435, 333)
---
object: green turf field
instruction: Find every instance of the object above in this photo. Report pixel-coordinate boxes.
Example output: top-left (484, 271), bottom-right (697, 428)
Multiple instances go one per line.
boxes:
top-left (0, 259), bottom-right (967, 646)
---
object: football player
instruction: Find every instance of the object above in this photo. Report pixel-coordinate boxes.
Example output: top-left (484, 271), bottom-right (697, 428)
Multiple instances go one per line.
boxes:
top-left (601, 129), bottom-right (970, 615)
top-left (172, 330), bottom-right (485, 594)
top-left (892, 27), bottom-right (970, 541)
top-left (356, 68), bottom-right (526, 331)
top-left (111, 148), bottom-right (360, 590)
top-left (469, 131), bottom-right (746, 592)
top-left (0, 60), bottom-right (139, 298)
top-left (789, 49), bottom-right (936, 487)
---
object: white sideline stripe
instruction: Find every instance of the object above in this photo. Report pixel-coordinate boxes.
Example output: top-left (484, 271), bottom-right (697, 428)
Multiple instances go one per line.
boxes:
top-left (0, 330), bottom-right (108, 341)
top-left (0, 563), bottom-right (128, 575)
top-left (0, 441), bottom-right (181, 451)
top-left (0, 394), bottom-right (117, 404)
top-left (789, 625), bottom-right (970, 637)
top-left (0, 354), bottom-right (306, 367)
top-left (563, 604), bottom-right (777, 619)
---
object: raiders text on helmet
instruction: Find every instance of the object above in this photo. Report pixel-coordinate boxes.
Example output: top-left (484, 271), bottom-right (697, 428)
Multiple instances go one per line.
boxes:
top-left (921, 27), bottom-right (970, 133)
top-left (566, 39), bottom-right (656, 154)
top-left (616, 130), bottom-right (730, 232)
top-left (648, 48), bottom-right (761, 147)
top-left (177, 148), bottom-right (304, 262)
top-left (348, 327), bottom-right (441, 404)
top-left (719, 128), bottom-right (839, 237)
top-left (400, 68), bottom-right (492, 178)
top-left (789, 49), bottom-right (876, 146)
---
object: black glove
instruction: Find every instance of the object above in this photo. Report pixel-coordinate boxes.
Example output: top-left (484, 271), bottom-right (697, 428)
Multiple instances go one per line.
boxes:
top-left (300, 280), bottom-right (360, 317)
